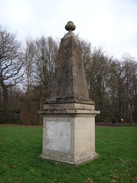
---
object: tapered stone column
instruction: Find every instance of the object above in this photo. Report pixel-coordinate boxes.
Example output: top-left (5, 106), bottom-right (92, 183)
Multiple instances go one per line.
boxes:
top-left (39, 21), bottom-right (100, 165)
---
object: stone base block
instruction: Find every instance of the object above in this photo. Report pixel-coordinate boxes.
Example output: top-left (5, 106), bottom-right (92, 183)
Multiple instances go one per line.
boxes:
top-left (40, 151), bottom-right (99, 165)
top-left (40, 113), bottom-right (99, 165)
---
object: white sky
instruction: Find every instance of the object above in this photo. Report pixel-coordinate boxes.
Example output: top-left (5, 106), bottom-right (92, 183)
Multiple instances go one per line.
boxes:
top-left (0, 0), bottom-right (137, 60)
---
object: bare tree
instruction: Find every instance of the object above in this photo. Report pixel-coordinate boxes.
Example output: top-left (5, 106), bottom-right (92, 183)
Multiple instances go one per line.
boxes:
top-left (79, 37), bottom-right (92, 70)
top-left (34, 36), bottom-right (59, 99)
top-left (21, 35), bottom-right (59, 125)
top-left (122, 54), bottom-right (137, 124)
top-left (24, 37), bottom-right (35, 92)
top-left (108, 54), bottom-right (137, 123)
top-left (76, 38), bottom-right (113, 121)
top-left (21, 37), bottom-right (37, 125)
top-left (0, 26), bottom-right (24, 119)
top-left (109, 60), bottom-right (125, 121)
top-left (87, 46), bottom-right (112, 120)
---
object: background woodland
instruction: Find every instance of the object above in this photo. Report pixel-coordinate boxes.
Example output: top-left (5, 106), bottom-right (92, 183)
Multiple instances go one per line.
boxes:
top-left (0, 26), bottom-right (137, 125)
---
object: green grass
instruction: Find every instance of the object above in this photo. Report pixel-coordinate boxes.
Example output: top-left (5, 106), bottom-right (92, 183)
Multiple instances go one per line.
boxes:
top-left (0, 125), bottom-right (137, 183)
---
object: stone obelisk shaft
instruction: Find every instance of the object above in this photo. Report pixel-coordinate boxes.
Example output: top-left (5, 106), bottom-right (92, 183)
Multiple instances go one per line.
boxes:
top-left (49, 22), bottom-right (90, 103)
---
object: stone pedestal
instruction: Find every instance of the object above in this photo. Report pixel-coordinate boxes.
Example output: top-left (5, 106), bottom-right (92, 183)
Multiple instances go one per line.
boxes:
top-left (39, 102), bottom-right (99, 165)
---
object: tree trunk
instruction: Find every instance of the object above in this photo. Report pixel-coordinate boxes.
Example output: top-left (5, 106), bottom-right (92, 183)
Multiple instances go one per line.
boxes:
top-left (119, 90), bottom-right (124, 122)
top-left (130, 110), bottom-right (133, 126)
top-left (3, 84), bottom-right (9, 118)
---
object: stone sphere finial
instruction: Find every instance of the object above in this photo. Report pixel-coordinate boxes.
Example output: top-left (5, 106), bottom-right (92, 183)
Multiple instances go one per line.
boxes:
top-left (65, 21), bottom-right (76, 32)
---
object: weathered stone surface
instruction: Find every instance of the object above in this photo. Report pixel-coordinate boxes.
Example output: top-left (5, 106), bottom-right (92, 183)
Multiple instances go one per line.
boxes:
top-left (40, 114), bottom-right (99, 165)
top-left (65, 21), bottom-right (76, 32)
top-left (38, 102), bottom-right (100, 115)
top-left (45, 121), bottom-right (71, 153)
top-left (49, 31), bottom-right (89, 103)
top-left (39, 21), bottom-right (100, 165)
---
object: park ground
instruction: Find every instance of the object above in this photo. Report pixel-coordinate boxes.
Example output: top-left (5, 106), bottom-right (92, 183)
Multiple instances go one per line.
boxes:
top-left (0, 124), bottom-right (137, 183)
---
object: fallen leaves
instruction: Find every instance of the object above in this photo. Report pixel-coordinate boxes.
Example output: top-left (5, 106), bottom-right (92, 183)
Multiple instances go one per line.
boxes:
top-left (85, 178), bottom-right (93, 182)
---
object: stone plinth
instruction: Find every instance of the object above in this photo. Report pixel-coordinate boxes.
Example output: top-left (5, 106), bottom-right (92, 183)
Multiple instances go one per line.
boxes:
top-left (39, 21), bottom-right (100, 165)
top-left (39, 102), bottom-right (99, 165)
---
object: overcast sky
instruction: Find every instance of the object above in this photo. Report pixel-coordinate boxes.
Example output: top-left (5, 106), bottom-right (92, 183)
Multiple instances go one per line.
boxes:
top-left (0, 0), bottom-right (137, 60)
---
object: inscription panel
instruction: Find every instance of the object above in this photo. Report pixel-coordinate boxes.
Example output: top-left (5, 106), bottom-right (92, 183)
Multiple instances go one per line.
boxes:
top-left (46, 121), bottom-right (71, 153)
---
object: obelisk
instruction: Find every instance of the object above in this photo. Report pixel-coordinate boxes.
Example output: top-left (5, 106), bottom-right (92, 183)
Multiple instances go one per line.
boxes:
top-left (39, 21), bottom-right (100, 165)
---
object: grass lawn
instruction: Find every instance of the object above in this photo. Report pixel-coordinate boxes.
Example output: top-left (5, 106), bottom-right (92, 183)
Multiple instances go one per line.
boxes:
top-left (0, 125), bottom-right (137, 183)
